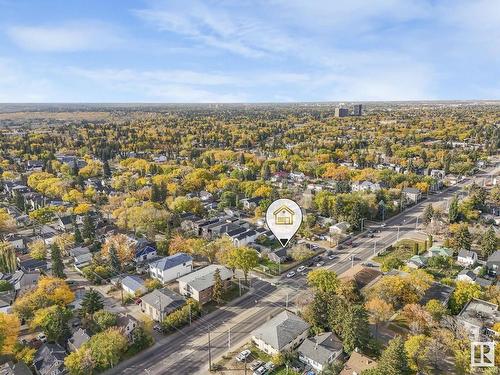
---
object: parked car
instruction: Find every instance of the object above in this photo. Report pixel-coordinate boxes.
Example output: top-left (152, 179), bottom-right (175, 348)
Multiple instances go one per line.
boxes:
top-left (316, 261), bottom-right (325, 267)
top-left (250, 361), bottom-right (263, 371)
top-left (36, 333), bottom-right (47, 343)
top-left (286, 271), bottom-right (296, 278)
top-left (153, 324), bottom-right (162, 332)
top-left (253, 366), bottom-right (267, 375)
top-left (297, 266), bottom-right (306, 273)
top-left (135, 298), bottom-right (142, 305)
top-left (328, 254), bottom-right (336, 260)
top-left (306, 260), bottom-right (314, 267)
top-left (362, 262), bottom-right (376, 267)
top-left (314, 256), bottom-right (322, 262)
top-left (236, 349), bottom-right (252, 362)
top-left (264, 362), bottom-right (275, 372)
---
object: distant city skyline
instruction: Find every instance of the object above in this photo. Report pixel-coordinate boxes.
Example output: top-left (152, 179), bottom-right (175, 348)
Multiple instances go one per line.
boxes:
top-left (1, 0), bottom-right (499, 102)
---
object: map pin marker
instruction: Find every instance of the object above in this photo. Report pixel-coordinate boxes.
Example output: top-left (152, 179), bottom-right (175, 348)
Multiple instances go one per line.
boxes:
top-left (265, 198), bottom-right (303, 248)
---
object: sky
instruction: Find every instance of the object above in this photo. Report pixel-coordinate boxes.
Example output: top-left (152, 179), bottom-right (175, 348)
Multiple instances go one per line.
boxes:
top-left (0, 0), bottom-right (499, 102)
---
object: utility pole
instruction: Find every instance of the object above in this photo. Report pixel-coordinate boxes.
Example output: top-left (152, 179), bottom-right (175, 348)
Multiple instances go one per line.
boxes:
top-left (397, 226), bottom-right (400, 241)
top-left (238, 278), bottom-right (241, 297)
top-left (415, 217), bottom-right (419, 229)
top-left (189, 303), bottom-right (192, 325)
top-left (227, 325), bottom-right (231, 349)
top-left (351, 256), bottom-right (354, 268)
top-left (286, 292), bottom-right (289, 309)
top-left (208, 332), bottom-right (212, 372)
top-left (373, 241), bottom-right (377, 256)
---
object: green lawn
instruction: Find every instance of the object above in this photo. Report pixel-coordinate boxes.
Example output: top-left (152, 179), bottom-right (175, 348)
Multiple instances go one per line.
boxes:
top-left (426, 264), bottom-right (462, 279)
top-left (374, 239), bottom-right (428, 263)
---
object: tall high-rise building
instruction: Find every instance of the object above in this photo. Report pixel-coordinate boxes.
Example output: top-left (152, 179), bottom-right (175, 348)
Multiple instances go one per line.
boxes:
top-left (335, 107), bottom-right (349, 117)
top-left (353, 104), bottom-right (363, 116)
top-left (352, 104), bottom-right (363, 116)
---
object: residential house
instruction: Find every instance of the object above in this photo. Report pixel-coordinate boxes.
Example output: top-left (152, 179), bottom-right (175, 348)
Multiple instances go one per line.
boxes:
top-left (0, 361), bottom-right (32, 375)
top-left (177, 265), bottom-right (233, 304)
top-left (149, 253), bottom-right (193, 283)
top-left (121, 275), bottom-right (147, 296)
top-left (4, 234), bottom-right (25, 252)
top-left (140, 288), bottom-right (186, 322)
top-left (351, 181), bottom-right (381, 193)
top-left (74, 252), bottom-right (93, 270)
top-left (252, 311), bottom-right (310, 355)
top-left (0, 291), bottom-right (15, 313)
top-left (67, 328), bottom-right (90, 352)
top-left (199, 191), bottom-right (213, 202)
top-left (134, 240), bottom-right (157, 263)
top-left (289, 172), bottom-right (305, 182)
top-left (329, 222), bottom-right (350, 236)
top-left (297, 332), bottom-right (343, 372)
top-left (457, 270), bottom-right (477, 283)
top-left (7, 270), bottom-right (40, 295)
top-left (57, 216), bottom-right (74, 232)
top-left (486, 251), bottom-right (500, 276)
top-left (241, 197), bottom-right (263, 210)
top-left (420, 282), bottom-right (455, 306)
top-left (339, 351), bottom-right (377, 375)
top-left (25, 160), bottom-right (45, 172)
top-left (33, 343), bottom-right (67, 375)
top-left (427, 245), bottom-right (453, 258)
top-left (268, 248), bottom-right (288, 264)
top-left (402, 187), bottom-right (422, 204)
top-left (17, 255), bottom-right (49, 272)
top-left (406, 255), bottom-right (427, 269)
top-left (457, 298), bottom-right (500, 340)
top-left (457, 249), bottom-right (478, 267)
top-left (69, 246), bottom-right (90, 258)
top-left (117, 314), bottom-right (139, 342)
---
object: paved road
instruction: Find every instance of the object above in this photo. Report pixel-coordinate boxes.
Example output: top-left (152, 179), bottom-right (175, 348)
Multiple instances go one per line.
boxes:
top-left (105, 165), bottom-right (498, 375)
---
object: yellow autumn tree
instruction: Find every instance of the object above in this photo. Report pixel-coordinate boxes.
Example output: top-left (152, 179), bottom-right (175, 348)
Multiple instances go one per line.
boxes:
top-left (101, 234), bottom-right (135, 263)
top-left (0, 313), bottom-right (20, 354)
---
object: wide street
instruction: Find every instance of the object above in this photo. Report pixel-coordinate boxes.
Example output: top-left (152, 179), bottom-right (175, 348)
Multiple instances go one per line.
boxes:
top-left (105, 164), bottom-right (498, 375)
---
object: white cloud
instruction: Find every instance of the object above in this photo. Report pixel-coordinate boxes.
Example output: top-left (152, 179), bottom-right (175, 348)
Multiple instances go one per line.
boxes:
top-left (0, 58), bottom-right (55, 101)
top-left (7, 21), bottom-right (123, 52)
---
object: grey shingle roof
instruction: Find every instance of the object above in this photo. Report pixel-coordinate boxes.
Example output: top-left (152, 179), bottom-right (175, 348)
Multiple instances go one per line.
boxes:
top-left (176, 265), bottom-right (233, 292)
top-left (141, 288), bottom-right (185, 314)
top-left (150, 253), bottom-right (192, 271)
top-left (298, 332), bottom-right (343, 365)
top-left (252, 310), bottom-right (310, 351)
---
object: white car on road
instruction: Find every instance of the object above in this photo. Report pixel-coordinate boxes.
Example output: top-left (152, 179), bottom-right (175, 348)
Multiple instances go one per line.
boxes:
top-left (286, 271), bottom-right (296, 278)
top-left (297, 266), bottom-right (306, 273)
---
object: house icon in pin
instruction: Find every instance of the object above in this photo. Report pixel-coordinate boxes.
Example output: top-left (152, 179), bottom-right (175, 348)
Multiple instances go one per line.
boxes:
top-left (273, 205), bottom-right (295, 225)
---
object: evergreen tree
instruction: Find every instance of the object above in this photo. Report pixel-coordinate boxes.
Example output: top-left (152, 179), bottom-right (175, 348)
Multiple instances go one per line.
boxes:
top-left (481, 227), bottom-right (497, 258)
top-left (82, 214), bottom-right (95, 242)
top-left (74, 225), bottom-right (83, 245)
top-left (377, 336), bottom-right (411, 375)
top-left (81, 288), bottom-right (104, 317)
top-left (348, 201), bottom-right (364, 231)
top-left (151, 184), bottom-right (161, 203)
top-left (260, 163), bottom-right (270, 180)
top-left (422, 204), bottom-right (434, 225)
top-left (14, 192), bottom-right (25, 212)
top-left (340, 304), bottom-right (371, 354)
top-left (103, 160), bottom-right (111, 177)
top-left (448, 195), bottom-right (460, 223)
top-left (109, 244), bottom-right (121, 274)
top-left (453, 223), bottom-right (472, 251)
top-left (211, 268), bottom-right (223, 305)
top-left (71, 160), bottom-right (79, 176)
top-left (51, 243), bottom-right (65, 278)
